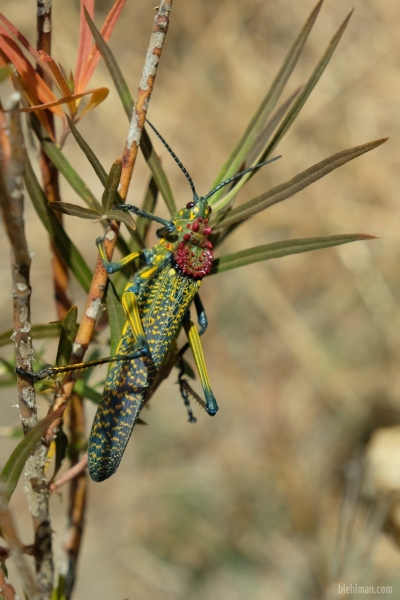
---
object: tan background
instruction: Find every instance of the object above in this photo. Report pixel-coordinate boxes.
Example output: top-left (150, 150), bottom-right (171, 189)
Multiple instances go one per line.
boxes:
top-left (1, 0), bottom-right (400, 598)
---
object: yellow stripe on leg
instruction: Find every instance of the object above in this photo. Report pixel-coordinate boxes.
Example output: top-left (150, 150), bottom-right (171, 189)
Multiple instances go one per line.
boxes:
top-left (183, 319), bottom-right (218, 415)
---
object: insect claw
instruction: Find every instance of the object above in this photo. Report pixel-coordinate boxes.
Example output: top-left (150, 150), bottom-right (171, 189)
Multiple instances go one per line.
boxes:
top-left (205, 392), bottom-right (219, 416)
top-left (15, 366), bottom-right (50, 381)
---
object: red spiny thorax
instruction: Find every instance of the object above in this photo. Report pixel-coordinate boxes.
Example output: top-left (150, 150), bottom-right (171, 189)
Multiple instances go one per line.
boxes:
top-left (173, 217), bottom-right (213, 278)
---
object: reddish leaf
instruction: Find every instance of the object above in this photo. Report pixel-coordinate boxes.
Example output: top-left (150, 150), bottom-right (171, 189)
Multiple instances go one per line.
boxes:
top-left (0, 31), bottom-right (64, 117)
top-left (76, 0), bottom-right (127, 93)
top-left (20, 87), bottom-right (108, 117)
top-left (0, 13), bottom-right (53, 80)
top-left (74, 0), bottom-right (96, 91)
top-left (38, 50), bottom-right (72, 98)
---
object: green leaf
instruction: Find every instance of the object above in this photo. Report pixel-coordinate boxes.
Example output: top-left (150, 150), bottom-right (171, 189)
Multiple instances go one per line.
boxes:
top-left (0, 405), bottom-right (65, 502)
top-left (102, 159), bottom-right (122, 212)
top-left (66, 115), bottom-right (109, 185)
top-left (82, 9), bottom-right (176, 215)
top-left (244, 87), bottom-right (302, 169)
top-left (0, 323), bottom-right (82, 349)
top-left (106, 209), bottom-right (136, 231)
top-left (56, 306), bottom-right (78, 367)
top-left (30, 115), bottom-right (103, 212)
top-left (141, 127), bottom-right (177, 216)
top-left (213, 138), bottom-right (388, 231)
top-left (211, 9), bottom-right (353, 213)
top-left (48, 202), bottom-right (101, 219)
top-left (137, 176), bottom-right (158, 240)
top-left (262, 9), bottom-right (353, 159)
top-left (211, 234), bottom-right (377, 274)
top-left (52, 574), bottom-right (67, 600)
top-left (83, 6), bottom-right (134, 119)
top-left (73, 379), bottom-right (103, 405)
top-left (0, 65), bottom-right (13, 83)
top-left (211, 0), bottom-right (323, 202)
top-left (65, 117), bottom-right (143, 249)
top-left (24, 156), bottom-right (93, 292)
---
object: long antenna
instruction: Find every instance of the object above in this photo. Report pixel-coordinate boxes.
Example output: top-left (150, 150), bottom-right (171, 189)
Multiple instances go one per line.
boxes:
top-left (146, 119), bottom-right (198, 200)
top-left (203, 156), bottom-right (281, 203)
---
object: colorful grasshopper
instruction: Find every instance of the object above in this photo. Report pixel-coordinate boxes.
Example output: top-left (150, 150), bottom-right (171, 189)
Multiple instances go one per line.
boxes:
top-left (17, 121), bottom-right (278, 482)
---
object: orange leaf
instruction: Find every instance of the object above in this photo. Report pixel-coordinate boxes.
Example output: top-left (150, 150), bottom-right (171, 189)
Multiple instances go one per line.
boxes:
top-left (20, 87), bottom-right (109, 118)
top-left (75, 0), bottom-right (126, 93)
top-left (74, 0), bottom-right (95, 90)
top-left (75, 87), bottom-right (109, 121)
top-left (38, 51), bottom-right (72, 97)
top-left (0, 31), bottom-right (63, 117)
top-left (38, 50), bottom-right (76, 116)
top-left (0, 13), bottom-right (53, 81)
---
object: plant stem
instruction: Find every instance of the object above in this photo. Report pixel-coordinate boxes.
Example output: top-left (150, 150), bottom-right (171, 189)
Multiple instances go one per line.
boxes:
top-left (0, 95), bottom-right (53, 597)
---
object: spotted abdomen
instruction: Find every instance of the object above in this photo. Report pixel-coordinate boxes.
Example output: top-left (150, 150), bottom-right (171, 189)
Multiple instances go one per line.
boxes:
top-left (88, 265), bottom-right (201, 481)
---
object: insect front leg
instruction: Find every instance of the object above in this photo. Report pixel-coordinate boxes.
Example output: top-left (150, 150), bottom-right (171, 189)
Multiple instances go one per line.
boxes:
top-left (180, 309), bottom-right (218, 417)
top-left (96, 237), bottom-right (144, 274)
top-left (113, 204), bottom-right (175, 237)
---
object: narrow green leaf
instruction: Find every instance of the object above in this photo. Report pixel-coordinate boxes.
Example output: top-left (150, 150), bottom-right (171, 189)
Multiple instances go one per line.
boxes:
top-left (65, 117), bottom-right (144, 249)
top-left (0, 357), bottom-right (15, 375)
top-left (105, 281), bottom-right (125, 357)
top-left (213, 139), bottom-right (388, 230)
top-left (56, 306), bottom-right (78, 367)
top-left (74, 379), bottom-right (103, 405)
top-left (141, 127), bottom-right (177, 215)
top-left (245, 87), bottom-right (302, 169)
top-left (211, 234), bottom-right (377, 274)
top-left (0, 405), bottom-right (65, 502)
top-left (212, 10), bottom-right (353, 213)
top-left (48, 202), bottom-right (101, 219)
top-left (263, 10), bottom-right (353, 159)
top-left (83, 6), bottom-right (133, 119)
top-left (52, 573), bottom-right (67, 600)
top-left (30, 116), bottom-right (103, 212)
top-left (211, 0), bottom-right (324, 202)
top-left (66, 115), bottom-right (108, 185)
top-left (102, 160), bottom-right (122, 212)
top-left (210, 91), bottom-right (301, 213)
top-left (82, 10), bottom-right (176, 215)
top-left (24, 156), bottom-right (92, 292)
top-left (137, 176), bottom-right (158, 241)
top-left (0, 323), bottom-right (76, 348)
top-left (106, 209), bottom-right (136, 231)
top-left (0, 65), bottom-right (13, 83)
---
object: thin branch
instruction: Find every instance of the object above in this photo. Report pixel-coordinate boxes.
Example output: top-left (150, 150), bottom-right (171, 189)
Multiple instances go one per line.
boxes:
top-left (0, 488), bottom-right (40, 600)
top-left (37, 0), bottom-right (72, 319)
top-left (0, 95), bottom-right (54, 598)
top-left (0, 94), bottom-right (36, 432)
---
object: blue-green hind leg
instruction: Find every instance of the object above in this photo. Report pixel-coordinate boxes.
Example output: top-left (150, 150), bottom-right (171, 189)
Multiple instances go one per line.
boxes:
top-left (177, 295), bottom-right (208, 421)
top-left (179, 309), bottom-right (218, 418)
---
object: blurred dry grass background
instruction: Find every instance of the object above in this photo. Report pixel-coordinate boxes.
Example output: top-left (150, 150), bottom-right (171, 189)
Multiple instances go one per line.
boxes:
top-left (1, 0), bottom-right (400, 598)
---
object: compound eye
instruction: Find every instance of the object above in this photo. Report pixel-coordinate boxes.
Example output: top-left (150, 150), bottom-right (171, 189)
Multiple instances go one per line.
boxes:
top-left (208, 206), bottom-right (212, 214)
top-left (186, 201), bottom-right (195, 209)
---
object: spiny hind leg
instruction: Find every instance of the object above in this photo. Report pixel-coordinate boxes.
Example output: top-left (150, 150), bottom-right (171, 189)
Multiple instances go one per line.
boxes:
top-left (178, 308), bottom-right (218, 418)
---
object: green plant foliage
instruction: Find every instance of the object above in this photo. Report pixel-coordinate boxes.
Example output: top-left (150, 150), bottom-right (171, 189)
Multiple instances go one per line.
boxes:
top-left (0, 406), bottom-right (65, 502)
